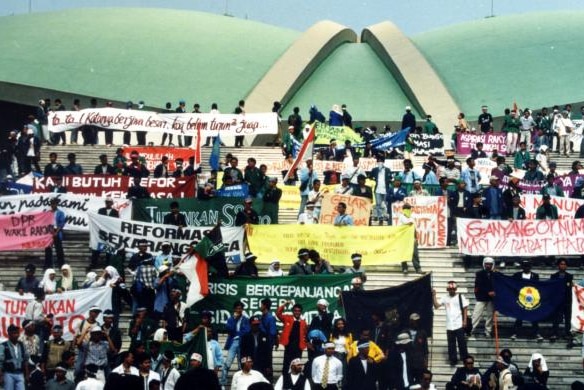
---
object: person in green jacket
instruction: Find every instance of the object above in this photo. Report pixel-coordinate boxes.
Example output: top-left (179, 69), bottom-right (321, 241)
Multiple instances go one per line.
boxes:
top-left (535, 194), bottom-right (559, 219)
top-left (503, 109), bottom-right (521, 156)
top-left (424, 115), bottom-right (437, 134)
top-left (513, 141), bottom-right (530, 170)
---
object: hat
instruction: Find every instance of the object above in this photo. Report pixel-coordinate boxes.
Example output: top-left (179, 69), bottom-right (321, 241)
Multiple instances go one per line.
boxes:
top-left (290, 358), bottom-right (304, 366)
top-left (357, 341), bottom-right (370, 350)
top-left (323, 342), bottom-right (335, 349)
top-left (489, 175), bottom-right (499, 181)
top-left (413, 179), bottom-right (421, 184)
top-left (351, 253), bottom-right (362, 262)
top-left (103, 310), bottom-right (115, 318)
top-left (190, 353), bottom-right (203, 362)
top-left (298, 248), bottom-right (309, 257)
top-left (395, 332), bottom-right (412, 344)
top-left (250, 316), bottom-right (261, 325)
top-left (136, 307), bottom-right (147, 313)
top-left (341, 175), bottom-right (350, 181)
top-left (269, 176), bottom-right (278, 182)
top-left (158, 265), bottom-right (169, 274)
top-left (90, 325), bottom-right (103, 333)
top-left (447, 281), bottom-right (457, 289)
top-left (409, 313), bottom-right (420, 321)
top-left (22, 320), bottom-right (34, 329)
top-left (89, 306), bottom-right (102, 313)
top-left (316, 298), bottom-right (329, 307)
top-left (306, 201), bottom-right (315, 208)
top-left (240, 356), bottom-right (253, 363)
top-left (130, 150), bottom-right (139, 158)
top-left (25, 263), bottom-right (36, 272)
top-left (539, 145), bottom-right (548, 152)
top-left (27, 128), bottom-right (34, 135)
top-left (244, 197), bottom-right (253, 203)
top-left (161, 241), bottom-right (171, 247)
top-left (351, 277), bottom-right (362, 284)
top-left (245, 252), bottom-right (257, 262)
top-left (405, 106), bottom-right (411, 111)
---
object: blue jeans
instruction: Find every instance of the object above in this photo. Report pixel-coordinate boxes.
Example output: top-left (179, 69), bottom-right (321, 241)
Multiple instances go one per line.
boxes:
top-left (298, 195), bottom-right (308, 217)
top-left (4, 372), bottom-right (25, 390)
top-left (221, 338), bottom-right (240, 385)
top-left (374, 193), bottom-right (385, 219)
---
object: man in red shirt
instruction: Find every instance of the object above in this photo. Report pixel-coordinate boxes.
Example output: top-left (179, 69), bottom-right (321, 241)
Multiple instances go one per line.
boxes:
top-left (276, 301), bottom-right (307, 375)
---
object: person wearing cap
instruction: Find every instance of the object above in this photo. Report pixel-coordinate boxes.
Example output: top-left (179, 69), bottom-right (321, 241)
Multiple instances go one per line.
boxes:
top-left (350, 276), bottom-right (364, 291)
top-left (231, 356), bottom-right (269, 390)
top-left (471, 257), bottom-right (496, 338)
top-left (41, 325), bottom-right (73, 377)
top-left (535, 193), bottom-right (559, 220)
top-left (0, 324), bottom-right (29, 390)
top-left (153, 156), bottom-right (170, 179)
top-left (235, 197), bottom-right (260, 226)
top-left (385, 332), bottom-right (416, 390)
top-left (311, 342), bottom-right (343, 389)
top-left (46, 363), bottom-right (74, 390)
top-left (369, 155), bottom-right (393, 223)
top-left (94, 154), bottom-right (115, 175)
top-left (241, 316), bottom-right (272, 381)
top-left (297, 200), bottom-right (318, 225)
top-left (162, 201), bottom-right (187, 228)
top-left (289, 249), bottom-right (313, 275)
top-left (309, 298), bottom-right (333, 341)
top-left (510, 261), bottom-right (542, 341)
top-left (235, 252), bottom-right (259, 277)
top-left (76, 324), bottom-right (116, 382)
top-left (221, 301), bottom-right (251, 386)
top-left (72, 305), bottom-right (102, 377)
top-left (123, 151), bottom-right (150, 178)
top-left (263, 175), bottom-right (283, 224)
top-left (536, 143), bottom-right (549, 172)
top-left (16, 264), bottom-right (39, 295)
top-left (401, 106), bottom-right (416, 132)
top-left (345, 253), bottom-right (367, 282)
top-left (432, 281), bottom-right (469, 366)
top-left (274, 358), bottom-right (310, 390)
top-left (276, 301), bottom-right (308, 375)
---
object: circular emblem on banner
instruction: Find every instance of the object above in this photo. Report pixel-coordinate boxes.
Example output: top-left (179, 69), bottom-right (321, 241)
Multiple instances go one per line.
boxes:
top-left (517, 286), bottom-right (541, 310)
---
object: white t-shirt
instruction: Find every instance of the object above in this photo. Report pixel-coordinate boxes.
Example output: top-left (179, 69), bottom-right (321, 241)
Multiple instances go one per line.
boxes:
top-left (438, 293), bottom-right (468, 331)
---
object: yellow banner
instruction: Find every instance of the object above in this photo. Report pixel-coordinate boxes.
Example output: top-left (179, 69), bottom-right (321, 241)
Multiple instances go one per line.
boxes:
top-left (247, 224), bottom-right (414, 265)
top-left (279, 184), bottom-right (336, 210)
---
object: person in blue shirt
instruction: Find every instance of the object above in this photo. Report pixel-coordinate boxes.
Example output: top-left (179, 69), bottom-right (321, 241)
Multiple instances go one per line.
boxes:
top-left (45, 198), bottom-right (66, 269)
top-left (333, 202), bottom-right (354, 226)
top-left (221, 301), bottom-right (251, 387)
top-left (483, 176), bottom-right (504, 219)
top-left (460, 158), bottom-right (482, 194)
top-left (386, 176), bottom-right (408, 225)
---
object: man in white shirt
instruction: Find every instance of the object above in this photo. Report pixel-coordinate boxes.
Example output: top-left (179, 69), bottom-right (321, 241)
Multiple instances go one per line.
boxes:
top-left (334, 175), bottom-right (353, 195)
top-left (298, 201), bottom-right (318, 225)
top-left (274, 358), bottom-right (310, 390)
top-left (230, 356), bottom-right (269, 390)
top-left (137, 353), bottom-right (161, 390)
top-left (519, 109), bottom-right (537, 150)
top-left (159, 351), bottom-right (180, 390)
top-left (432, 281), bottom-right (469, 366)
top-left (311, 343), bottom-right (343, 389)
top-left (343, 158), bottom-right (365, 187)
top-left (112, 351), bottom-right (139, 376)
top-left (75, 364), bottom-right (104, 390)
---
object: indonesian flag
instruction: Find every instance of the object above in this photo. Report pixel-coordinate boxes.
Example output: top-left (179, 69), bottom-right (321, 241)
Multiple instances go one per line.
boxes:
top-left (283, 123), bottom-right (316, 182)
top-left (179, 224), bottom-right (224, 308)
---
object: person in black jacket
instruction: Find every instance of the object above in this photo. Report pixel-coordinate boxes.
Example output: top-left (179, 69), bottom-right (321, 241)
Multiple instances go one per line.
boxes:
top-left (91, 198), bottom-right (120, 267)
top-left (163, 201), bottom-right (187, 227)
top-left (309, 299), bottom-right (333, 339)
top-left (94, 154), bottom-right (116, 175)
top-left (126, 176), bottom-right (150, 199)
top-left (511, 261), bottom-right (543, 341)
top-left (447, 181), bottom-right (472, 245)
top-left (471, 257), bottom-right (495, 338)
top-left (384, 333), bottom-right (418, 390)
top-left (153, 156), bottom-right (169, 178)
top-left (240, 316), bottom-right (272, 382)
top-left (550, 258), bottom-right (573, 342)
top-left (346, 341), bottom-right (377, 390)
top-left (446, 355), bottom-right (482, 390)
top-left (44, 152), bottom-right (66, 177)
top-left (235, 252), bottom-right (259, 277)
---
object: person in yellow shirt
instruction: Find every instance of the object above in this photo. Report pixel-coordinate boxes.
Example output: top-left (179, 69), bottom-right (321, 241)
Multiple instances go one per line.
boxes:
top-left (346, 329), bottom-right (385, 363)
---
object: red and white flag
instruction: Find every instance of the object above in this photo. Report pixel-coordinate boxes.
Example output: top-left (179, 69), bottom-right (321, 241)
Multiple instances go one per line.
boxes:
top-left (283, 123), bottom-right (315, 182)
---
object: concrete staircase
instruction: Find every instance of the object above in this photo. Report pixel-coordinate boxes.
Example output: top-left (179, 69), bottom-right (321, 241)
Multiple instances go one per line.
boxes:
top-left (3, 145), bottom-right (578, 387)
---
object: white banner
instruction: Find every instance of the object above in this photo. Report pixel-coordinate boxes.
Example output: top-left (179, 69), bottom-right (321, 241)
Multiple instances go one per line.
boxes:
top-left (457, 218), bottom-right (584, 257)
top-left (571, 285), bottom-right (584, 333)
top-left (521, 194), bottom-right (584, 220)
top-left (0, 287), bottom-right (112, 341)
top-left (48, 108), bottom-right (278, 136)
top-left (391, 196), bottom-right (448, 248)
top-left (0, 194), bottom-right (131, 232)
top-left (88, 212), bottom-right (245, 263)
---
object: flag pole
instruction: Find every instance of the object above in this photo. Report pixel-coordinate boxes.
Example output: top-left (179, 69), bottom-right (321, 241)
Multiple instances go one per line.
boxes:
top-left (493, 311), bottom-right (499, 356)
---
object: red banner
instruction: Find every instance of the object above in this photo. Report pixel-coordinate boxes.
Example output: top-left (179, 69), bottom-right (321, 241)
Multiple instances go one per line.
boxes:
top-left (33, 175), bottom-right (196, 198)
top-left (0, 211), bottom-right (54, 251)
top-left (121, 146), bottom-right (198, 171)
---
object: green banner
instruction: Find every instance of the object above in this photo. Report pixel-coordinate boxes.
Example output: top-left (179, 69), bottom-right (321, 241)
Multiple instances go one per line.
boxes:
top-left (189, 274), bottom-right (355, 331)
top-left (132, 197), bottom-right (273, 226)
top-left (149, 332), bottom-right (207, 371)
top-left (314, 123), bottom-right (362, 145)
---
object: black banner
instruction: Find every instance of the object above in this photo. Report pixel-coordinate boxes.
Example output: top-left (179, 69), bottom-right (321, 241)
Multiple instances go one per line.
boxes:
top-left (409, 133), bottom-right (444, 156)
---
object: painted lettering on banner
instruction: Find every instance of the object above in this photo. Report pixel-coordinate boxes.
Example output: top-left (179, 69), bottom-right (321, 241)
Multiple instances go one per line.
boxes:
top-left (319, 193), bottom-right (372, 226)
top-left (392, 196), bottom-right (447, 248)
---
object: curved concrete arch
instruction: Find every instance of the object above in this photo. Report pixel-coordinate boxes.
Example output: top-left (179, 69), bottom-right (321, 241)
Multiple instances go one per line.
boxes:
top-left (362, 21), bottom-right (461, 137)
top-left (246, 20), bottom-right (357, 145)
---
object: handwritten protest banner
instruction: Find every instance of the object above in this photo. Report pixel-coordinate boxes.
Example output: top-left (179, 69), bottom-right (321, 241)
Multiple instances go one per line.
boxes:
top-left (475, 158), bottom-right (497, 185)
top-left (33, 175), bottom-right (196, 198)
top-left (391, 196), bottom-right (448, 248)
top-left (521, 194), bottom-right (584, 219)
top-left (121, 147), bottom-right (197, 171)
top-left (0, 194), bottom-right (131, 232)
top-left (314, 123), bottom-right (362, 145)
top-left (409, 133), bottom-right (444, 155)
top-left (0, 287), bottom-right (112, 341)
top-left (457, 218), bottom-right (584, 257)
top-left (0, 211), bottom-right (54, 250)
top-left (457, 132), bottom-right (507, 154)
top-left (319, 193), bottom-right (372, 226)
top-left (48, 108), bottom-right (278, 136)
top-left (191, 275), bottom-right (354, 332)
top-left (247, 224), bottom-right (414, 264)
top-left (88, 212), bottom-right (244, 263)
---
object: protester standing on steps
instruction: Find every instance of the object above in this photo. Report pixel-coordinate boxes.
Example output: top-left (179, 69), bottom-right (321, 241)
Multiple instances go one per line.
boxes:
top-left (471, 257), bottom-right (495, 338)
top-left (432, 281), bottom-right (469, 366)
top-left (396, 204), bottom-right (422, 274)
top-left (45, 198), bottom-right (66, 270)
